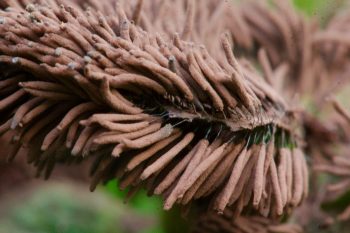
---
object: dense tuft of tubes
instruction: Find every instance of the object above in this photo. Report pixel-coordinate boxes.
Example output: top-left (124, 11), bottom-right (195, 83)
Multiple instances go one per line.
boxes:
top-left (193, 209), bottom-right (303, 233)
top-left (2, 0), bottom-right (350, 231)
top-left (0, 0), bottom-right (306, 216)
top-left (314, 99), bottom-right (350, 222)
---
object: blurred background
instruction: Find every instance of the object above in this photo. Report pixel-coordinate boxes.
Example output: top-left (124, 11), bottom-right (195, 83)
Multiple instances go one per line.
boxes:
top-left (0, 0), bottom-right (348, 233)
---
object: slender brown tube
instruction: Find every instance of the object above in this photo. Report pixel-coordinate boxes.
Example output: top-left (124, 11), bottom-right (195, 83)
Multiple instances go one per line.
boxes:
top-left (122, 124), bottom-right (173, 149)
top-left (101, 78), bottom-right (143, 114)
top-left (291, 148), bottom-right (304, 207)
top-left (253, 144), bottom-right (267, 206)
top-left (126, 131), bottom-right (182, 171)
top-left (215, 145), bottom-right (250, 213)
top-left (154, 142), bottom-right (198, 195)
top-left (141, 132), bottom-right (194, 180)
top-left (0, 89), bottom-right (26, 111)
top-left (94, 122), bottom-right (162, 145)
top-left (11, 97), bottom-right (43, 129)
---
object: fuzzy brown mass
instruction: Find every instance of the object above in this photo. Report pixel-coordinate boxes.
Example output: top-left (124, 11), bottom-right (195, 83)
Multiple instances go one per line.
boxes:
top-left (0, 0), bottom-right (308, 221)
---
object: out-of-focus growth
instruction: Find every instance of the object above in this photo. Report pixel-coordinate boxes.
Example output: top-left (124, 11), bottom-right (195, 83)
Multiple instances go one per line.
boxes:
top-left (0, 0), bottom-right (349, 232)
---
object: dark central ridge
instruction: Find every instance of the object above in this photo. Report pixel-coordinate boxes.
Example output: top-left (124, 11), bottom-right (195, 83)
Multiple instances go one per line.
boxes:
top-left (142, 103), bottom-right (295, 151)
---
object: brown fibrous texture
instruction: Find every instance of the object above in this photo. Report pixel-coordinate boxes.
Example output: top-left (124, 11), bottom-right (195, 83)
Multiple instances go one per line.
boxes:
top-left (0, 0), bottom-right (311, 224)
top-left (313, 99), bottom-right (350, 222)
top-left (193, 209), bottom-right (303, 233)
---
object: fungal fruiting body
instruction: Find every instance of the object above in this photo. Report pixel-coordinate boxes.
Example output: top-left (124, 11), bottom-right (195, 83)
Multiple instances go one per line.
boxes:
top-left (193, 210), bottom-right (303, 233)
top-left (0, 0), bottom-right (308, 219)
top-left (313, 99), bottom-right (350, 222)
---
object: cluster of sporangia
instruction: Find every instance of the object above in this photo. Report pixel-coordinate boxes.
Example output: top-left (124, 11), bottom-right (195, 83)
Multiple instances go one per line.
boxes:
top-left (312, 99), bottom-right (350, 223)
top-left (1, 0), bottom-right (349, 232)
top-left (193, 210), bottom-right (303, 233)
